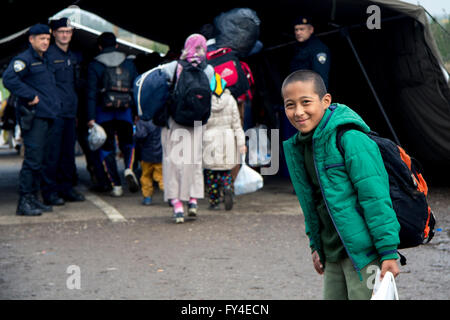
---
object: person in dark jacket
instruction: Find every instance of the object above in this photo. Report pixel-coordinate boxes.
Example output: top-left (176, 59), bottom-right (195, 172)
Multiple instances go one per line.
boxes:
top-left (284, 16), bottom-right (332, 141)
top-left (87, 32), bottom-right (139, 197)
top-left (135, 118), bottom-right (163, 205)
top-left (42, 17), bottom-right (85, 205)
top-left (289, 16), bottom-right (330, 88)
top-left (2, 24), bottom-right (61, 216)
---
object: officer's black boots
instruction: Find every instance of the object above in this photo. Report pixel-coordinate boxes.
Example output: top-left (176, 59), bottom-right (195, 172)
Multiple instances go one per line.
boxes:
top-left (60, 189), bottom-right (85, 202)
top-left (16, 194), bottom-right (43, 216)
top-left (43, 193), bottom-right (65, 206)
top-left (30, 194), bottom-right (53, 212)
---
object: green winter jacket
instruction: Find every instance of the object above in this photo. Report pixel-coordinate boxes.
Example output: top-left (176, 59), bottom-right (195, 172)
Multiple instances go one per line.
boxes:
top-left (283, 103), bottom-right (400, 279)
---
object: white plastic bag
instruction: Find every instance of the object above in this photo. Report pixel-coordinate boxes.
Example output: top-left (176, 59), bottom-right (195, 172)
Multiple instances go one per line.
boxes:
top-left (234, 155), bottom-right (264, 195)
top-left (247, 125), bottom-right (271, 167)
top-left (371, 270), bottom-right (399, 300)
top-left (88, 123), bottom-right (107, 151)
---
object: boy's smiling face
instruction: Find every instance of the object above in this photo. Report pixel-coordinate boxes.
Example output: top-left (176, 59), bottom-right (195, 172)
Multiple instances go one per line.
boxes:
top-left (283, 80), bottom-right (331, 134)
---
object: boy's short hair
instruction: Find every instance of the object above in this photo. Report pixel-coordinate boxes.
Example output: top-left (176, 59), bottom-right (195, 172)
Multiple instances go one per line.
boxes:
top-left (282, 70), bottom-right (327, 99)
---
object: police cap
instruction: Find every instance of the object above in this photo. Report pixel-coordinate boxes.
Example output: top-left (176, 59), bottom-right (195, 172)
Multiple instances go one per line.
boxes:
top-left (293, 16), bottom-right (313, 26)
top-left (29, 24), bottom-right (51, 35)
top-left (49, 17), bottom-right (72, 31)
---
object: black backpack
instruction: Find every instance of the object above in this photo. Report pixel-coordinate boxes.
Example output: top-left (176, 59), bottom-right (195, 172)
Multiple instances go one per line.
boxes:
top-left (101, 62), bottom-right (133, 109)
top-left (156, 60), bottom-right (212, 127)
top-left (337, 124), bottom-right (436, 264)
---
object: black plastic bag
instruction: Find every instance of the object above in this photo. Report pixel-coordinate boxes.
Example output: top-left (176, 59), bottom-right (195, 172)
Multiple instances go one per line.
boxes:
top-left (214, 8), bottom-right (260, 57)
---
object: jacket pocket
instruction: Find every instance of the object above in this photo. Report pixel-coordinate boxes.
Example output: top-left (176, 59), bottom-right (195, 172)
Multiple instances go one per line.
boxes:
top-left (323, 162), bottom-right (348, 185)
top-left (324, 163), bottom-right (345, 170)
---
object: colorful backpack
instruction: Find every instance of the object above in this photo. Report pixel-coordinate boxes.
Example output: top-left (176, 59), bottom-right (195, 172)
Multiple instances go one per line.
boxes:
top-left (336, 124), bottom-right (436, 257)
top-left (206, 47), bottom-right (250, 100)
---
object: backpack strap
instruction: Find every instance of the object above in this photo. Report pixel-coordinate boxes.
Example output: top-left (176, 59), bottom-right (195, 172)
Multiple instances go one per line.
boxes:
top-left (336, 123), bottom-right (361, 159)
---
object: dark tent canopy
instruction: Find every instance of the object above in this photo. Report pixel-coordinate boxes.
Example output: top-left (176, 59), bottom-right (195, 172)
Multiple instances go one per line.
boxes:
top-left (1, 0), bottom-right (449, 183)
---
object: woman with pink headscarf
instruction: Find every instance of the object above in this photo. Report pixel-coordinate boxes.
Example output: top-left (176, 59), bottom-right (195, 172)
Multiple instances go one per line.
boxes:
top-left (158, 34), bottom-right (215, 223)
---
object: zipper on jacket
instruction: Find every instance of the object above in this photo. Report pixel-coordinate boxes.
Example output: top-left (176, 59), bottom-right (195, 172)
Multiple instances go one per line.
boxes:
top-left (312, 138), bottom-right (363, 280)
top-left (324, 163), bottom-right (345, 170)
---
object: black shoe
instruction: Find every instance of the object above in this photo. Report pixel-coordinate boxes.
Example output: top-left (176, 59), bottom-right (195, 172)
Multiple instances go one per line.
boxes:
top-left (30, 194), bottom-right (53, 212)
top-left (43, 193), bottom-right (65, 206)
top-left (16, 195), bottom-right (42, 216)
top-left (60, 189), bottom-right (85, 202)
top-left (224, 188), bottom-right (233, 211)
top-left (124, 168), bottom-right (139, 193)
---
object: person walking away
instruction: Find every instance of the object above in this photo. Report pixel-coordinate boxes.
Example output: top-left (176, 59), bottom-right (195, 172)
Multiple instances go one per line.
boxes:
top-left (282, 70), bottom-right (400, 300)
top-left (203, 74), bottom-right (246, 210)
top-left (135, 118), bottom-right (163, 205)
top-left (86, 32), bottom-right (139, 197)
top-left (158, 34), bottom-right (215, 223)
top-left (2, 24), bottom-right (62, 216)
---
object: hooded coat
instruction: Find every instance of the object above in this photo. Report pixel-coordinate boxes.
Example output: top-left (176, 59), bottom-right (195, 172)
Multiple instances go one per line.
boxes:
top-left (202, 88), bottom-right (245, 170)
top-left (86, 47), bottom-right (138, 124)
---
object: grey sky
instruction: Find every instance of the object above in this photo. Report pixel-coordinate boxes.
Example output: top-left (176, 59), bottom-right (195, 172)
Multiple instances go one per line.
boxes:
top-left (401, 0), bottom-right (449, 15)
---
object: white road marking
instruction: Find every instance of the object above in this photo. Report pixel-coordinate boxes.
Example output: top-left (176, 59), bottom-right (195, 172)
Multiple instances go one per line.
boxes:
top-left (82, 190), bottom-right (127, 223)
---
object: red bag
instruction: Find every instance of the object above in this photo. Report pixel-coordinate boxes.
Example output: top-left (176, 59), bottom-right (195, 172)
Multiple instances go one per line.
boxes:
top-left (206, 48), bottom-right (249, 100)
top-left (238, 61), bottom-right (255, 102)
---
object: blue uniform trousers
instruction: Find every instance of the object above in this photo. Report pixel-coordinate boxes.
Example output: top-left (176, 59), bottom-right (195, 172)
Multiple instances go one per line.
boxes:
top-left (19, 117), bottom-right (52, 196)
top-left (41, 117), bottom-right (76, 199)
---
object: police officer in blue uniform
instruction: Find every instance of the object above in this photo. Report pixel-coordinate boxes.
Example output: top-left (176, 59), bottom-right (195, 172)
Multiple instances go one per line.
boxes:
top-left (283, 16), bottom-right (332, 141)
top-left (3, 24), bottom-right (61, 216)
top-left (290, 16), bottom-right (331, 88)
top-left (42, 17), bottom-right (85, 205)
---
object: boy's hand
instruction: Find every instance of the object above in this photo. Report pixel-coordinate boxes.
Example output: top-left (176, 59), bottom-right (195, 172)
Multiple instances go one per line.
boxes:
top-left (312, 251), bottom-right (324, 275)
top-left (380, 259), bottom-right (400, 280)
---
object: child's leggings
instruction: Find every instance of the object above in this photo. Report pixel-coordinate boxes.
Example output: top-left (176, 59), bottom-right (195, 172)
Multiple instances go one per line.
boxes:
top-left (140, 161), bottom-right (164, 197)
top-left (205, 169), bottom-right (232, 206)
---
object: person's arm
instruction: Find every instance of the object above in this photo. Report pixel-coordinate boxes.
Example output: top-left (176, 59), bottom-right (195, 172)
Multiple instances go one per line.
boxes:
top-left (341, 130), bottom-right (400, 277)
top-left (135, 119), bottom-right (149, 139)
top-left (2, 59), bottom-right (38, 103)
top-left (229, 92), bottom-right (246, 154)
top-left (86, 62), bottom-right (98, 128)
top-left (129, 60), bottom-right (139, 117)
top-left (311, 48), bottom-right (330, 88)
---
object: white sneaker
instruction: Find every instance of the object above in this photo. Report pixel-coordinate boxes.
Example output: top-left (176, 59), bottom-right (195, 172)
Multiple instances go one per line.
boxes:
top-left (110, 186), bottom-right (123, 197)
top-left (124, 168), bottom-right (139, 193)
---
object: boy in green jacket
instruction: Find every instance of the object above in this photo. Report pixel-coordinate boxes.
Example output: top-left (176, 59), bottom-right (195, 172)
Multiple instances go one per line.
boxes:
top-left (282, 70), bottom-right (400, 300)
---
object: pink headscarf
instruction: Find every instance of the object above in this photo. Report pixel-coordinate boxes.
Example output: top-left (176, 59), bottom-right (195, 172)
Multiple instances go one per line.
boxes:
top-left (180, 34), bottom-right (207, 65)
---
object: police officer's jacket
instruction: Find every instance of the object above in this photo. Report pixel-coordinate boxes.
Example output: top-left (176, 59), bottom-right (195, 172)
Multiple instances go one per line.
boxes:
top-left (290, 35), bottom-right (331, 88)
top-left (87, 47), bottom-right (138, 124)
top-left (2, 46), bottom-right (61, 119)
top-left (47, 44), bottom-right (79, 119)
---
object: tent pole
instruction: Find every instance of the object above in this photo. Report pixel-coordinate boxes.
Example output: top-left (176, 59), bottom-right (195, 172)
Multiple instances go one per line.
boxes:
top-left (341, 27), bottom-right (401, 145)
